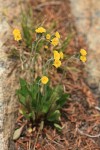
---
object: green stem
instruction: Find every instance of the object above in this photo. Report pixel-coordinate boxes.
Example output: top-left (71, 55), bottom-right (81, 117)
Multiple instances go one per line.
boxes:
top-left (42, 57), bottom-right (53, 75)
top-left (59, 54), bottom-right (76, 85)
top-left (32, 38), bottom-right (45, 79)
top-left (36, 80), bottom-right (41, 117)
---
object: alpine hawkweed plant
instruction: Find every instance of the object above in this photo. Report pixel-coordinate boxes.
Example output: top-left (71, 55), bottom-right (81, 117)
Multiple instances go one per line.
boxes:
top-left (12, 26), bottom-right (86, 133)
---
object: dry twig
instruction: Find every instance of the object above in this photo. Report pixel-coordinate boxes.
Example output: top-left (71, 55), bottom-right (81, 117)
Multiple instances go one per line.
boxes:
top-left (95, 106), bottom-right (100, 111)
top-left (46, 138), bottom-right (64, 148)
top-left (77, 128), bottom-right (100, 138)
top-left (34, 1), bottom-right (62, 11)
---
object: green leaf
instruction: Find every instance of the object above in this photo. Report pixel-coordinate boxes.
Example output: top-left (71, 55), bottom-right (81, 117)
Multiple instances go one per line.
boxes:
top-left (54, 123), bottom-right (63, 131)
top-left (18, 78), bottom-right (30, 97)
top-left (30, 83), bottom-right (38, 100)
top-left (49, 85), bottom-right (63, 103)
top-left (32, 41), bottom-right (37, 50)
top-left (21, 19), bottom-right (32, 48)
top-left (29, 79), bottom-right (41, 108)
top-left (41, 84), bottom-right (52, 102)
top-left (29, 111), bottom-right (35, 121)
top-left (37, 39), bottom-right (44, 51)
top-left (47, 86), bottom-right (63, 113)
top-left (19, 79), bottom-right (28, 95)
top-left (40, 85), bottom-right (51, 108)
top-left (19, 78), bottom-right (27, 87)
top-left (42, 103), bottom-right (50, 113)
top-left (47, 110), bottom-right (61, 122)
top-left (61, 34), bottom-right (72, 51)
top-left (27, 112), bottom-right (35, 121)
top-left (18, 95), bottom-right (26, 106)
top-left (22, 110), bottom-right (31, 120)
top-left (57, 93), bottom-right (69, 108)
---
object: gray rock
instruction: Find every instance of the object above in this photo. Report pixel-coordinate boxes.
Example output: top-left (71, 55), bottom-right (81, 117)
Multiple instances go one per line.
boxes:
top-left (70, 0), bottom-right (100, 94)
top-left (0, 0), bottom-right (28, 149)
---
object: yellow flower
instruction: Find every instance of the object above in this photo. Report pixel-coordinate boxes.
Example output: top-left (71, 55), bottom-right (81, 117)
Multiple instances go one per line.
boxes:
top-left (35, 27), bottom-right (46, 33)
top-left (53, 60), bottom-right (61, 68)
top-left (80, 56), bottom-right (86, 62)
top-left (44, 45), bottom-right (48, 49)
top-left (59, 51), bottom-right (64, 59)
top-left (53, 50), bottom-right (60, 60)
top-left (51, 37), bottom-right (59, 46)
top-left (55, 31), bottom-right (60, 39)
top-left (41, 76), bottom-right (49, 84)
top-left (13, 29), bottom-right (22, 41)
top-left (46, 34), bottom-right (51, 40)
top-left (80, 49), bottom-right (87, 56)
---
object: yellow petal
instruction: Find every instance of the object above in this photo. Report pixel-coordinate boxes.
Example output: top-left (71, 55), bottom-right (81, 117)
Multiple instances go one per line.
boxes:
top-left (80, 49), bottom-right (87, 56)
top-left (51, 38), bottom-right (59, 46)
top-left (59, 52), bottom-right (64, 59)
top-left (80, 56), bottom-right (86, 62)
top-left (53, 50), bottom-right (60, 60)
top-left (55, 31), bottom-right (60, 39)
top-left (53, 60), bottom-right (61, 68)
top-left (41, 76), bottom-right (49, 84)
top-left (46, 34), bottom-right (51, 40)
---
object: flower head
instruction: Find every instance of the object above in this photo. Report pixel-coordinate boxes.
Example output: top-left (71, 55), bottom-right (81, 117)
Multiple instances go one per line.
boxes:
top-left (80, 49), bottom-right (87, 56)
top-left (13, 29), bottom-right (22, 41)
top-left (46, 34), bottom-right (51, 40)
top-left (59, 51), bottom-right (64, 59)
top-left (41, 76), bottom-right (49, 84)
top-left (53, 50), bottom-right (60, 60)
top-left (53, 60), bottom-right (61, 68)
top-left (80, 56), bottom-right (86, 62)
top-left (51, 37), bottom-right (59, 46)
top-left (55, 31), bottom-right (60, 39)
top-left (35, 27), bottom-right (46, 33)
